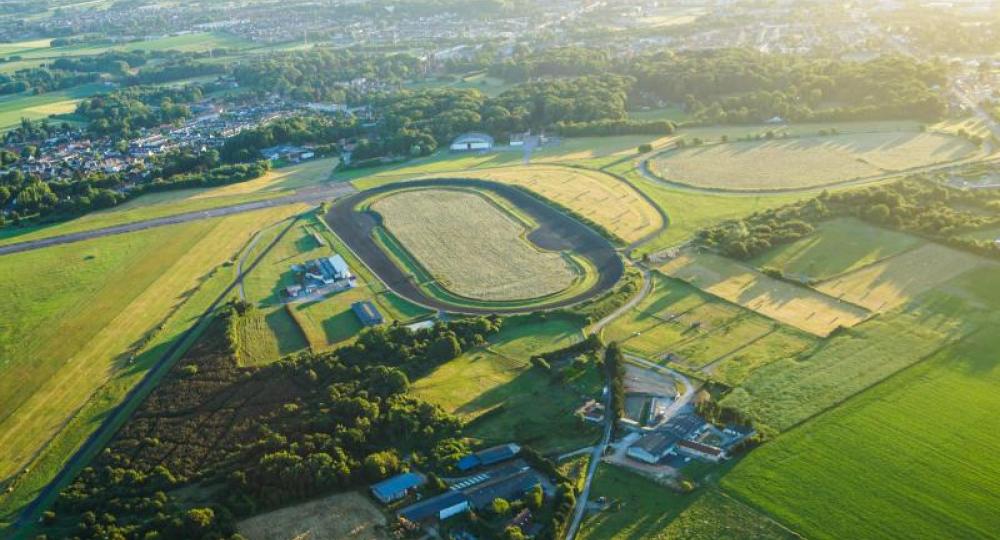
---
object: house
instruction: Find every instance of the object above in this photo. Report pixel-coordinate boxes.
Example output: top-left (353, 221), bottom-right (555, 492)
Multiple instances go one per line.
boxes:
top-left (399, 491), bottom-right (470, 523)
top-left (284, 284), bottom-right (304, 298)
top-left (627, 432), bottom-right (679, 464)
top-left (371, 472), bottom-right (426, 504)
top-left (676, 439), bottom-right (726, 463)
top-left (450, 132), bottom-right (494, 152)
top-left (456, 443), bottom-right (521, 471)
top-left (509, 131), bottom-right (530, 146)
top-left (352, 301), bottom-right (384, 326)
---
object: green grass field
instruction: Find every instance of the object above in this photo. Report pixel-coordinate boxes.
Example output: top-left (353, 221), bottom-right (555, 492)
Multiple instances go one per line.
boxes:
top-left (724, 325), bottom-right (1000, 539)
top-left (578, 466), bottom-right (694, 540)
top-left (750, 218), bottom-right (922, 282)
top-left (650, 131), bottom-right (976, 190)
top-left (0, 83), bottom-right (105, 130)
top-left (373, 188), bottom-right (578, 301)
top-left (0, 158), bottom-right (338, 247)
top-left (411, 315), bottom-right (600, 453)
top-left (0, 205), bottom-right (301, 526)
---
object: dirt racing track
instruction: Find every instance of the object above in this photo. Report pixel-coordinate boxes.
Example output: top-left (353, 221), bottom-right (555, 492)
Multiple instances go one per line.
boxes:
top-left (324, 178), bottom-right (625, 314)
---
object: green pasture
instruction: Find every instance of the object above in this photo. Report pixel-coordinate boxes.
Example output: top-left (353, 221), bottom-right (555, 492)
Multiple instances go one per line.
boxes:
top-left (750, 218), bottom-right (921, 282)
top-left (411, 315), bottom-right (599, 454)
top-left (0, 83), bottom-right (105, 130)
top-left (724, 325), bottom-right (1000, 540)
top-left (657, 489), bottom-right (798, 540)
top-left (578, 466), bottom-right (693, 540)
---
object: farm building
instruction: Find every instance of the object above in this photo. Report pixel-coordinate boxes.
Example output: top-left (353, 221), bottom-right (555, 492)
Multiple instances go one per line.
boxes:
top-left (450, 132), bottom-right (494, 152)
top-left (661, 413), bottom-right (707, 440)
top-left (457, 443), bottom-right (521, 471)
top-left (465, 469), bottom-right (541, 509)
top-left (352, 301), bottom-right (384, 326)
top-left (371, 472), bottom-right (426, 504)
top-left (509, 131), bottom-right (530, 146)
top-left (627, 432), bottom-right (679, 464)
top-left (260, 144), bottom-right (315, 162)
top-left (398, 491), bottom-right (470, 523)
top-left (677, 439), bottom-right (726, 463)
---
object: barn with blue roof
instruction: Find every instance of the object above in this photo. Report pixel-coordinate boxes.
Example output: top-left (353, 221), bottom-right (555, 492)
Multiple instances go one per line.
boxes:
top-left (371, 472), bottom-right (426, 504)
top-left (456, 443), bottom-right (521, 472)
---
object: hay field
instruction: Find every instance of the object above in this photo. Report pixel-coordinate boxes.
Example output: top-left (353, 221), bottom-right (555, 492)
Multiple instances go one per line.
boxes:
top-left (447, 166), bottom-right (663, 244)
top-left (814, 243), bottom-right (995, 312)
top-left (237, 492), bottom-right (389, 540)
top-left (658, 251), bottom-right (870, 336)
top-left (373, 189), bottom-right (577, 301)
top-left (751, 218), bottom-right (921, 282)
top-left (651, 131), bottom-right (976, 190)
top-left (0, 206), bottom-right (303, 504)
top-left (724, 327), bottom-right (1000, 539)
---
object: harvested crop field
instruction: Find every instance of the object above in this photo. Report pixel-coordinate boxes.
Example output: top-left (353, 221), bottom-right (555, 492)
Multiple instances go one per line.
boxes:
top-left (814, 243), bottom-right (995, 312)
top-left (373, 188), bottom-right (577, 301)
top-left (658, 250), bottom-right (870, 336)
top-left (433, 165), bottom-right (664, 244)
top-left (650, 131), bottom-right (976, 190)
top-left (237, 491), bottom-right (389, 540)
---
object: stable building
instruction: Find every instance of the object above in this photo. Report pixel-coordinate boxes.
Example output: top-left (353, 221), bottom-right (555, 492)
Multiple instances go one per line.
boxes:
top-left (677, 439), bottom-right (726, 463)
top-left (456, 443), bottom-right (521, 472)
top-left (398, 491), bottom-right (470, 523)
top-left (627, 432), bottom-right (679, 464)
top-left (450, 132), bottom-right (494, 152)
top-left (371, 472), bottom-right (426, 504)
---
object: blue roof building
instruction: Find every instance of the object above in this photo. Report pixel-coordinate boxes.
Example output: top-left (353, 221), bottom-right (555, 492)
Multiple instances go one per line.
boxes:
top-left (352, 301), bottom-right (384, 327)
top-left (456, 443), bottom-right (521, 471)
top-left (399, 491), bottom-right (470, 523)
top-left (371, 472), bottom-right (426, 504)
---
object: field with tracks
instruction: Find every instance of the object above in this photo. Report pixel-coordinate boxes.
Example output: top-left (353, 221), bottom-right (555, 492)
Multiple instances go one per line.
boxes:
top-left (237, 491), bottom-right (389, 540)
top-left (650, 131), bottom-right (976, 190)
top-left (658, 250), bottom-right (870, 336)
top-left (373, 189), bottom-right (579, 301)
top-left (724, 325), bottom-right (1000, 540)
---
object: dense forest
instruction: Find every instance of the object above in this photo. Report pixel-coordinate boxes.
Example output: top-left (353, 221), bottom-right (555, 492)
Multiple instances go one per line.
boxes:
top-left (45, 305), bottom-right (504, 539)
top-left (696, 178), bottom-right (1000, 263)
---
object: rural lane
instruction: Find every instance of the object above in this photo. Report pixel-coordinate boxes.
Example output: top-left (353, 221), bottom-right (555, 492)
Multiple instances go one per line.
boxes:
top-left (0, 183), bottom-right (357, 257)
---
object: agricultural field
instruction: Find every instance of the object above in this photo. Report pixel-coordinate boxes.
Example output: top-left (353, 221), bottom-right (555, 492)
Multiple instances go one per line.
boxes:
top-left (658, 250), bottom-right (870, 336)
top-left (578, 466), bottom-right (693, 540)
top-left (656, 489), bottom-right (798, 540)
top-left (814, 242), bottom-right (997, 312)
top-left (649, 131), bottom-right (976, 190)
top-left (0, 157), bottom-right (338, 247)
top-left (237, 491), bottom-right (389, 540)
top-left (372, 188), bottom-right (578, 301)
top-left (0, 205), bottom-right (303, 523)
top-left (355, 163), bottom-right (664, 245)
top-left (705, 327), bottom-right (817, 387)
top-left (723, 325), bottom-right (1000, 540)
top-left (0, 82), bottom-right (104, 130)
top-left (411, 315), bottom-right (601, 454)
top-left (719, 291), bottom-right (977, 432)
top-left (750, 218), bottom-right (922, 282)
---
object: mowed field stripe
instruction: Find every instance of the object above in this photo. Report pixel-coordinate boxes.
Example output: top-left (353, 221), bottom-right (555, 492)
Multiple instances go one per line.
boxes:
top-left (0, 206), bottom-right (304, 481)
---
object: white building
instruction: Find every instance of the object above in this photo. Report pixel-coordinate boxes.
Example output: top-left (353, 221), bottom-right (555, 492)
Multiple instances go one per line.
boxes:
top-left (626, 432), bottom-right (678, 464)
top-left (450, 132), bottom-right (495, 152)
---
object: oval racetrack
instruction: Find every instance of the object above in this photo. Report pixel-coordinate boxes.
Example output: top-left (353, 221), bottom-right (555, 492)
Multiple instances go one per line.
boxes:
top-left (324, 178), bottom-right (625, 314)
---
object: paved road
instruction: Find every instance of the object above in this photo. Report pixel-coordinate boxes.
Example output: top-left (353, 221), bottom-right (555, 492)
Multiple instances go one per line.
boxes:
top-left (565, 267), bottom-right (653, 540)
top-left (0, 183), bottom-right (357, 257)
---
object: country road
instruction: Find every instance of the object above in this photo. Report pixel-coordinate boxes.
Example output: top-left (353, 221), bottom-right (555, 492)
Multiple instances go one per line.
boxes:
top-left (0, 183), bottom-right (357, 257)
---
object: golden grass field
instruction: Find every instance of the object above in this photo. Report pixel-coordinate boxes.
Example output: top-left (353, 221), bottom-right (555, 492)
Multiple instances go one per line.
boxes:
top-left (425, 165), bottom-right (663, 244)
top-left (373, 189), bottom-right (577, 301)
top-left (658, 250), bottom-right (870, 336)
top-left (0, 205), bottom-right (305, 485)
top-left (651, 131), bottom-right (977, 190)
top-left (814, 243), bottom-right (996, 312)
top-left (237, 492), bottom-right (389, 540)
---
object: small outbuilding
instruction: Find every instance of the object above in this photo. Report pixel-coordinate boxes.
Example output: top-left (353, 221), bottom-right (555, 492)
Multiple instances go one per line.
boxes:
top-left (676, 439), bottom-right (726, 463)
top-left (371, 472), bottom-right (426, 504)
top-left (450, 132), bottom-right (495, 152)
top-left (352, 301), bottom-right (384, 327)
